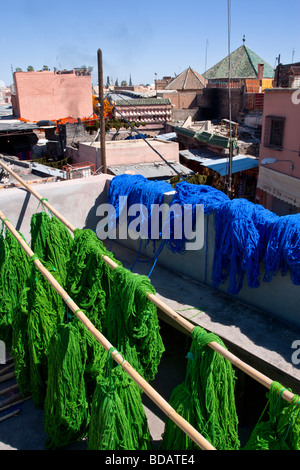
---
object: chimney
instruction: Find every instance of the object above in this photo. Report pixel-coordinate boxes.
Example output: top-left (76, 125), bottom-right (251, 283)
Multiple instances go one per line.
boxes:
top-left (257, 63), bottom-right (264, 80)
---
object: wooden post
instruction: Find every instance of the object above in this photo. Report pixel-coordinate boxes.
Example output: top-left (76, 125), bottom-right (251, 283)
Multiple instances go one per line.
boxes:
top-left (98, 49), bottom-right (107, 173)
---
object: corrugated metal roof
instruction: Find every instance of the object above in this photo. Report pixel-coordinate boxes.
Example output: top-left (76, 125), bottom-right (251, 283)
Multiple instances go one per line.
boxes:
top-left (155, 132), bottom-right (177, 141)
top-left (200, 155), bottom-right (258, 176)
top-left (0, 121), bottom-right (39, 132)
top-left (108, 162), bottom-right (193, 179)
top-left (179, 148), bottom-right (221, 162)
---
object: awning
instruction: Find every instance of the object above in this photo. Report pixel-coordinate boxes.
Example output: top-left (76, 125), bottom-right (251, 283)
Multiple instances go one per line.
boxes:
top-left (200, 155), bottom-right (258, 176)
top-left (257, 166), bottom-right (300, 208)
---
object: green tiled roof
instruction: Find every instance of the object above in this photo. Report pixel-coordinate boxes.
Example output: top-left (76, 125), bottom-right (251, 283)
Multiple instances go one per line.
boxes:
top-left (195, 131), bottom-right (237, 149)
top-left (115, 98), bottom-right (171, 106)
top-left (174, 126), bottom-right (196, 138)
top-left (203, 45), bottom-right (274, 80)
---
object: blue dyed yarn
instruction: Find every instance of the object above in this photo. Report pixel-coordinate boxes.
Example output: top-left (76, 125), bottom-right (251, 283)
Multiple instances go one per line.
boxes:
top-left (264, 214), bottom-right (300, 285)
top-left (106, 175), bottom-right (300, 295)
top-left (212, 198), bottom-right (263, 294)
top-left (166, 182), bottom-right (229, 255)
top-left (250, 204), bottom-right (279, 259)
top-left (107, 174), bottom-right (173, 249)
top-left (170, 181), bottom-right (229, 216)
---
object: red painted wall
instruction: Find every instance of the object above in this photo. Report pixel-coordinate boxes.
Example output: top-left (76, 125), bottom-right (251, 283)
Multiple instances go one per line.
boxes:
top-left (13, 70), bottom-right (93, 122)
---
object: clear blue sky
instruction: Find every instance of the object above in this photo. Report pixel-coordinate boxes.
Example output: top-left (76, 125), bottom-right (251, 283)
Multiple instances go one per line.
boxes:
top-left (1, 0), bottom-right (299, 87)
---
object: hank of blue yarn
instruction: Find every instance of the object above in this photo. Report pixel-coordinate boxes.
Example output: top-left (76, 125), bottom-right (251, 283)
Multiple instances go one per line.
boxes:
top-left (107, 175), bottom-right (300, 294)
top-left (107, 174), bottom-right (173, 245)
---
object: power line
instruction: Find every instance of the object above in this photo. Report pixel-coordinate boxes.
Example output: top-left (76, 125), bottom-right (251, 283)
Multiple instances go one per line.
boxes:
top-left (106, 90), bottom-right (187, 181)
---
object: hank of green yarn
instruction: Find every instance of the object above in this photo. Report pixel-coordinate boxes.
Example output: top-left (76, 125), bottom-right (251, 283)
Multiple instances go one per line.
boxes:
top-left (66, 229), bottom-right (121, 333)
top-left (44, 321), bottom-right (89, 449)
top-left (161, 326), bottom-right (240, 451)
top-left (103, 266), bottom-right (165, 382)
top-left (27, 263), bottom-right (65, 409)
top-left (88, 365), bottom-right (153, 450)
top-left (243, 381), bottom-right (300, 450)
top-left (30, 212), bottom-right (73, 287)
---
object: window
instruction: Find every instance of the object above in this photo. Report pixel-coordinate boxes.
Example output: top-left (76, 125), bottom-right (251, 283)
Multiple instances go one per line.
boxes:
top-left (264, 116), bottom-right (285, 149)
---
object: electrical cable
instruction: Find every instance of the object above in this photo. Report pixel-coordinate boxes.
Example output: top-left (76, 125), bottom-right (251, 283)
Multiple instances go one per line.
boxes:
top-left (106, 90), bottom-right (187, 181)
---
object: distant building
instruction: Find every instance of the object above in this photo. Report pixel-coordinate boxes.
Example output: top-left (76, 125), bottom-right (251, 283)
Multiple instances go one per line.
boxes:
top-left (157, 67), bottom-right (207, 113)
top-left (256, 87), bottom-right (300, 215)
top-left (109, 94), bottom-right (172, 130)
top-left (274, 62), bottom-right (300, 88)
top-left (203, 44), bottom-right (274, 87)
top-left (11, 69), bottom-right (93, 122)
top-left (197, 44), bottom-right (275, 122)
top-left (0, 81), bottom-right (11, 105)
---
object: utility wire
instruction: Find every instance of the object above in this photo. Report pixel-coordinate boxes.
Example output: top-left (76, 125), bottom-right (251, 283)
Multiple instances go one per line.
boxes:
top-left (227, 0), bottom-right (233, 198)
top-left (106, 90), bottom-right (187, 181)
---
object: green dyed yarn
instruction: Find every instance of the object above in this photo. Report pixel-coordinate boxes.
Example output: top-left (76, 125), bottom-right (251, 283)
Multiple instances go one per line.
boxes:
top-left (44, 321), bottom-right (90, 449)
top-left (243, 381), bottom-right (300, 450)
top-left (103, 266), bottom-right (165, 382)
top-left (0, 233), bottom-right (17, 346)
top-left (88, 365), bottom-right (152, 450)
top-left (66, 229), bottom-right (120, 333)
top-left (161, 382), bottom-right (196, 450)
top-left (0, 228), bottom-right (31, 348)
top-left (161, 326), bottom-right (240, 450)
top-left (30, 212), bottom-right (73, 286)
top-left (11, 285), bottom-right (31, 398)
top-left (76, 319), bottom-right (110, 400)
top-left (27, 263), bottom-right (65, 408)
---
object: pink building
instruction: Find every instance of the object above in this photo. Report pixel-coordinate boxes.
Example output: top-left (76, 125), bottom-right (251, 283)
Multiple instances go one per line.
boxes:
top-left (256, 87), bottom-right (300, 215)
top-left (11, 69), bottom-right (93, 122)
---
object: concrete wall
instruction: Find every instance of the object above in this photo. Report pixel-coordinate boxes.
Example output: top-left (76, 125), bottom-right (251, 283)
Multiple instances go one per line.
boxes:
top-left (1, 175), bottom-right (299, 328)
top-left (0, 174), bottom-right (113, 242)
top-left (13, 70), bottom-right (93, 122)
top-left (100, 188), bottom-right (300, 329)
top-left (67, 139), bottom-right (180, 169)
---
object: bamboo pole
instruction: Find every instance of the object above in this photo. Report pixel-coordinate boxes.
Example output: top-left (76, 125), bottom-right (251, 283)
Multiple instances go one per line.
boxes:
top-left (0, 410), bottom-right (20, 422)
top-left (0, 395), bottom-right (31, 414)
top-left (0, 211), bottom-right (215, 451)
top-left (0, 383), bottom-right (19, 396)
top-left (0, 372), bottom-right (15, 384)
top-left (0, 160), bottom-right (75, 233)
top-left (0, 392), bottom-right (22, 408)
top-left (0, 159), bottom-right (296, 404)
top-left (0, 362), bottom-right (14, 376)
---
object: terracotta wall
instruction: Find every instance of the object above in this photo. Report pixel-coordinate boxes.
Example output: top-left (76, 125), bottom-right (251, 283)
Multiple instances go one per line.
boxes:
top-left (259, 89), bottom-right (300, 179)
top-left (68, 139), bottom-right (180, 168)
top-left (13, 70), bottom-right (93, 122)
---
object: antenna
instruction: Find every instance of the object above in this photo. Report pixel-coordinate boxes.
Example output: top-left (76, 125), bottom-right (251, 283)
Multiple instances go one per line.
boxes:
top-left (205, 39), bottom-right (209, 71)
top-left (227, 0), bottom-right (233, 199)
top-left (292, 48), bottom-right (295, 63)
